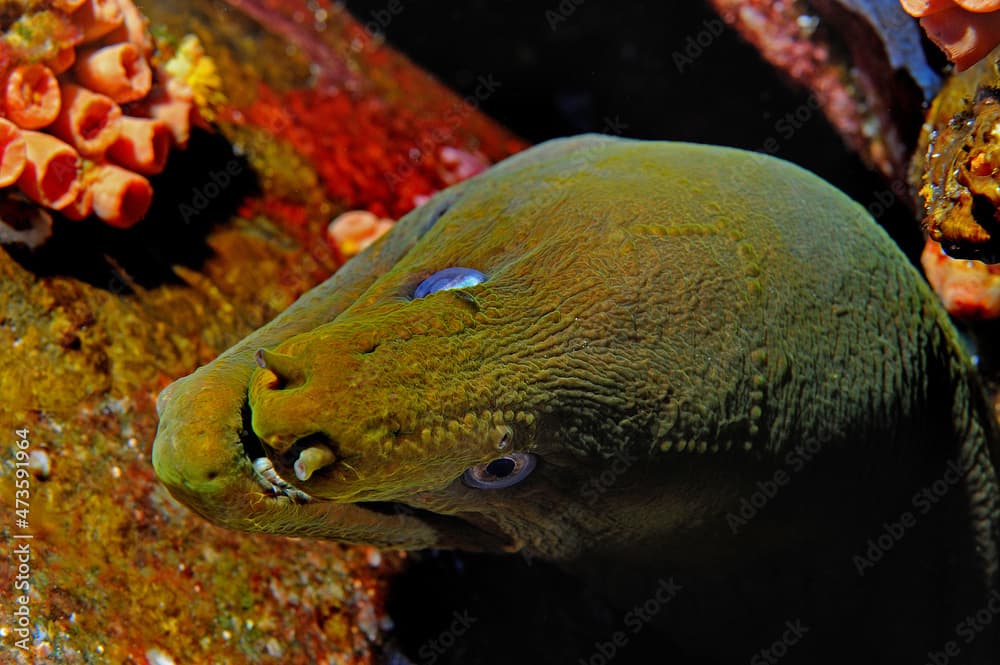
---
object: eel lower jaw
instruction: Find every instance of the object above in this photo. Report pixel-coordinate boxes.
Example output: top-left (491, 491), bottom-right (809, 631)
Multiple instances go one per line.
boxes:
top-left (154, 368), bottom-right (508, 549)
top-left (237, 402), bottom-right (518, 552)
top-left (355, 500), bottom-right (519, 552)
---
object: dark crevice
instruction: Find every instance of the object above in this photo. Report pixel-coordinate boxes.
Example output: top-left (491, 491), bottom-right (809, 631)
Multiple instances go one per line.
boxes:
top-left (971, 193), bottom-right (999, 233)
top-left (357, 500), bottom-right (410, 516)
top-left (4, 129), bottom-right (257, 291)
top-left (239, 400), bottom-right (266, 461)
top-left (975, 86), bottom-right (1000, 105)
top-left (382, 551), bottom-right (699, 665)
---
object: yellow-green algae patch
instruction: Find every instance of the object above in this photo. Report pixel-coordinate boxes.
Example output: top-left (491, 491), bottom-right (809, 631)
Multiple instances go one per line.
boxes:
top-left (0, 224), bottom-right (401, 663)
top-left (0, 0), bottom-right (525, 659)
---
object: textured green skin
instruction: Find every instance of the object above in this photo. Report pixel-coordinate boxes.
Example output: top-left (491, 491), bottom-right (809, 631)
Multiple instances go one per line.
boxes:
top-left (154, 136), bottom-right (1000, 656)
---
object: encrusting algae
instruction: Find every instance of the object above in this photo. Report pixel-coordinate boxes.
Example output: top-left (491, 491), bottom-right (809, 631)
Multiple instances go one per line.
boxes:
top-left (0, 0), bottom-right (524, 662)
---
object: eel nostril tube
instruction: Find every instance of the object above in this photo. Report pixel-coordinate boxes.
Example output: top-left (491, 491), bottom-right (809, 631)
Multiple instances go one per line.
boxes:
top-left (254, 348), bottom-right (306, 388)
top-left (294, 444), bottom-right (337, 481)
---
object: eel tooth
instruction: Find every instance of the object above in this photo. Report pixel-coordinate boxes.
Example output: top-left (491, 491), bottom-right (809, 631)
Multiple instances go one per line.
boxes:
top-left (251, 457), bottom-right (312, 503)
top-left (294, 444), bottom-right (337, 481)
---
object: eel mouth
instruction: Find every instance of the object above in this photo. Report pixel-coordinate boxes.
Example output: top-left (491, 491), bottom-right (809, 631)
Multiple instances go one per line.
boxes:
top-left (238, 399), bottom-right (516, 551)
top-left (239, 400), bottom-right (314, 503)
top-left (238, 400), bottom-right (363, 503)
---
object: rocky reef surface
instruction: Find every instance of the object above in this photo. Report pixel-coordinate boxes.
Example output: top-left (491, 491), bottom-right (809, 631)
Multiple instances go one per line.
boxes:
top-left (0, 1), bottom-right (523, 662)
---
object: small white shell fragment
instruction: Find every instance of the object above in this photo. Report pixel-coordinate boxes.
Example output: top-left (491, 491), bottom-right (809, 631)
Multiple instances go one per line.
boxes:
top-left (265, 637), bottom-right (284, 658)
top-left (145, 648), bottom-right (176, 665)
top-left (293, 444), bottom-right (336, 481)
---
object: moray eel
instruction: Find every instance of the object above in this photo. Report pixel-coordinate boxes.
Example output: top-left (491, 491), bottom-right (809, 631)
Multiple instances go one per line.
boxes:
top-left (153, 136), bottom-right (1000, 660)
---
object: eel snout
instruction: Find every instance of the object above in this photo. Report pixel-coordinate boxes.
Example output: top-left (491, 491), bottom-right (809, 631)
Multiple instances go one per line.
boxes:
top-left (152, 349), bottom-right (480, 550)
top-left (247, 344), bottom-right (345, 491)
top-left (151, 369), bottom-right (242, 494)
top-left (251, 347), bottom-right (340, 482)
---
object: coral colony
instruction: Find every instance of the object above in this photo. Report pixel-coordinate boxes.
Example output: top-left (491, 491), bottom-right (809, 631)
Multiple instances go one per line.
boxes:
top-left (0, 0), bottom-right (207, 245)
top-left (900, 0), bottom-right (1000, 71)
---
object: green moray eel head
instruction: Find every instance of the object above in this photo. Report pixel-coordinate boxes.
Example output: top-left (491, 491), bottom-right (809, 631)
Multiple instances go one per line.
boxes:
top-left (154, 135), bottom-right (975, 562)
top-left (247, 322), bottom-right (532, 503)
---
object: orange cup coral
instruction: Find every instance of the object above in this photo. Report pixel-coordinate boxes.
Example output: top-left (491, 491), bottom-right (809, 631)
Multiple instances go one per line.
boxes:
top-left (88, 162), bottom-right (152, 228)
top-left (0, 0), bottom-right (203, 242)
top-left (326, 210), bottom-right (395, 260)
top-left (108, 116), bottom-right (171, 175)
top-left (50, 82), bottom-right (122, 157)
top-left (901, 0), bottom-right (1000, 70)
top-left (5, 63), bottom-right (62, 129)
top-left (0, 118), bottom-right (27, 187)
top-left (17, 130), bottom-right (82, 210)
top-left (73, 42), bottom-right (152, 103)
top-left (921, 238), bottom-right (1000, 318)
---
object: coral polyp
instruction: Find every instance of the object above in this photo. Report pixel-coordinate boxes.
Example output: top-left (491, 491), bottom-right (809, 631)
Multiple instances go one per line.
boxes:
top-left (0, 0), bottom-right (211, 244)
top-left (921, 237), bottom-right (1000, 319)
top-left (901, 0), bottom-right (1000, 71)
top-left (326, 209), bottom-right (394, 260)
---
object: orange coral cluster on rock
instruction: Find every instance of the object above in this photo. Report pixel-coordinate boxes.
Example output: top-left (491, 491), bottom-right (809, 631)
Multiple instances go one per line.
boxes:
top-left (0, 0), bottom-right (194, 243)
top-left (921, 237), bottom-right (1000, 318)
top-left (901, 0), bottom-right (1000, 70)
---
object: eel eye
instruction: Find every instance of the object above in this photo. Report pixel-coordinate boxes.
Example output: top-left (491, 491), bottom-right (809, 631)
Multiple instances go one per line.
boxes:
top-left (462, 453), bottom-right (537, 489)
top-left (414, 267), bottom-right (486, 298)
